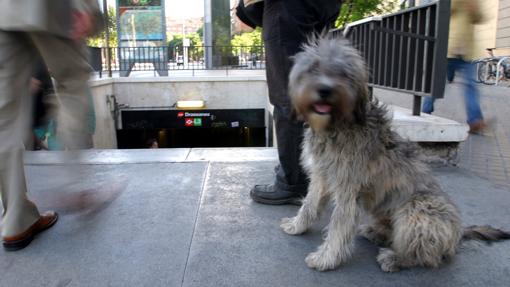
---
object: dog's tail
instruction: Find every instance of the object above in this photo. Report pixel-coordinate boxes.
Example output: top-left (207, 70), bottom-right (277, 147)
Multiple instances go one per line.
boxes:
top-left (462, 225), bottom-right (510, 242)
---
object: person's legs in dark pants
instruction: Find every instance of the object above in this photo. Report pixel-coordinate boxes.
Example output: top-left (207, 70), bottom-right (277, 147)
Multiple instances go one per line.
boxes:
top-left (250, 38), bottom-right (308, 205)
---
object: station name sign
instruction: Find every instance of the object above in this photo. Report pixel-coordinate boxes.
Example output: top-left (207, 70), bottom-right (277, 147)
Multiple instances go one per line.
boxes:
top-left (178, 112), bottom-right (211, 118)
top-left (122, 109), bottom-right (265, 130)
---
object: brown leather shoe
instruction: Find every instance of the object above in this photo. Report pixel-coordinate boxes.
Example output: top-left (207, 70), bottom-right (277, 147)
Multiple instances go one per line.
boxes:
top-left (2, 211), bottom-right (58, 251)
top-left (469, 120), bottom-right (487, 135)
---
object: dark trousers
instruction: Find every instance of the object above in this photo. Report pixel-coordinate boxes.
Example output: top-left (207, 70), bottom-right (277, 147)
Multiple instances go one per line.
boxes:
top-left (262, 0), bottom-right (341, 194)
top-left (265, 41), bottom-right (309, 194)
top-left (263, 11), bottom-right (309, 194)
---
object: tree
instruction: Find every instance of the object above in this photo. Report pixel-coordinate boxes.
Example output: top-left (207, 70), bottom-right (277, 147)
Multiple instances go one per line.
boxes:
top-left (167, 34), bottom-right (183, 60)
top-left (167, 32), bottom-right (204, 61)
top-left (86, 6), bottom-right (118, 47)
top-left (196, 26), bottom-right (204, 39)
top-left (187, 32), bottom-right (204, 61)
top-left (230, 28), bottom-right (263, 55)
top-left (336, 0), bottom-right (400, 28)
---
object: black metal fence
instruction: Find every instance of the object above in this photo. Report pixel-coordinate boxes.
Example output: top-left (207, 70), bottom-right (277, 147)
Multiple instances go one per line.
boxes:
top-left (339, 0), bottom-right (451, 115)
top-left (89, 45), bottom-right (266, 77)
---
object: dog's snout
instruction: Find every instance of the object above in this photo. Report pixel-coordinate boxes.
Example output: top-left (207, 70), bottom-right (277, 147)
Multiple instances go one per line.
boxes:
top-left (318, 86), bottom-right (333, 99)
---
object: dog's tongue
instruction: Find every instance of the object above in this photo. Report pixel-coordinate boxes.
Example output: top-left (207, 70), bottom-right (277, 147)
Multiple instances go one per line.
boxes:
top-left (314, 104), bottom-right (332, 114)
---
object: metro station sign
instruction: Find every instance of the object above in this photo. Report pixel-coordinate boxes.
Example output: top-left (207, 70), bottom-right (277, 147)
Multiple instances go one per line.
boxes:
top-left (121, 109), bottom-right (265, 130)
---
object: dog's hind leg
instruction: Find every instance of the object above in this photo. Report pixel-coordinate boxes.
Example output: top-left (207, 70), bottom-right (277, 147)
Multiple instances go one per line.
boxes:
top-left (376, 248), bottom-right (401, 272)
top-left (281, 174), bottom-right (329, 235)
top-left (378, 195), bottom-right (462, 272)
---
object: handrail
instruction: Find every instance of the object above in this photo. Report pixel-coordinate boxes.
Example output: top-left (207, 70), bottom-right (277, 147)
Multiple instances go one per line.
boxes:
top-left (342, 0), bottom-right (451, 115)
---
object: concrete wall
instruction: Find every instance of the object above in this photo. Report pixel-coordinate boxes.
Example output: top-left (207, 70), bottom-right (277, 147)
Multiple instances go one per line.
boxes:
top-left (89, 79), bottom-right (117, 149)
top-left (496, 0), bottom-right (510, 50)
top-left (418, 0), bottom-right (510, 57)
top-left (111, 77), bottom-right (268, 110)
top-left (473, 0), bottom-right (499, 58)
top-left (89, 76), bottom-right (269, 149)
top-left (467, 0), bottom-right (510, 57)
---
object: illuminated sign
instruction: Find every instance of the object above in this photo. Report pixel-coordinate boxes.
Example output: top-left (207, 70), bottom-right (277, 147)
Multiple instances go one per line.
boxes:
top-left (185, 112), bottom-right (211, 117)
top-left (122, 109), bottom-right (266, 129)
top-left (184, 118), bottom-right (194, 127)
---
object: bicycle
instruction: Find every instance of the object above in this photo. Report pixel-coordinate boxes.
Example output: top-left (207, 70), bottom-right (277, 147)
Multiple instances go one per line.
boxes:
top-left (474, 48), bottom-right (510, 85)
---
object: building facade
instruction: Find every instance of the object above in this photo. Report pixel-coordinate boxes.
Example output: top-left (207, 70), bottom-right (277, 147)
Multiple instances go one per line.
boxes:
top-left (418, 0), bottom-right (510, 58)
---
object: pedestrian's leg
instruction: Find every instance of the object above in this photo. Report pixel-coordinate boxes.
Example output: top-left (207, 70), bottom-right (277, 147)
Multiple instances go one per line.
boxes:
top-left (29, 34), bottom-right (93, 149)
top-left (0, 31), bottom-right (41, 238)
top-left (421, 97), bottom-right (435, 114)
top-left (447, 58), bottom-right (456, 83)
top-left (460, 60), bottom-right (484, 125)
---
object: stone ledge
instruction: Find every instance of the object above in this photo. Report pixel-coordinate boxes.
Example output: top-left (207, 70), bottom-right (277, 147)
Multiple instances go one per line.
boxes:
top-left (390, 105), bottom-right (469, 143)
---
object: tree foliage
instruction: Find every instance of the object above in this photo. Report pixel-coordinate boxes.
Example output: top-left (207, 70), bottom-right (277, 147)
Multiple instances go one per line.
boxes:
top-left (336, 0), bottom-right (400, 28)
top-left (167, 31), bottom-right (204, 60)
top-left (86, 6), bottom-right (117, 47)
top-left (230, 28), bottom-right (263, 55)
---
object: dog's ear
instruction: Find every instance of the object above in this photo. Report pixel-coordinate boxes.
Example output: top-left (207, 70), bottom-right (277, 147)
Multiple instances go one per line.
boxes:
top-left (353, 84), bottom-right (368, 125)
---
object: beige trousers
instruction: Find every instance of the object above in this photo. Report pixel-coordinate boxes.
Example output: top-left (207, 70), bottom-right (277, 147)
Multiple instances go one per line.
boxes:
top-left (0, 31), bottom-right (92, 237)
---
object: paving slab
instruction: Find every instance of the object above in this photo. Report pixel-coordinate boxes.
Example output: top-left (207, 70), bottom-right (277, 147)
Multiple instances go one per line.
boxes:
top-left (24, 149), bottom-right (191, 165)
top-left (183, 162), bottom-right (510, 287)
top-left (0, 162), bottom-right (208, 287)
top-left (186, 148), bottom-right (278, 162)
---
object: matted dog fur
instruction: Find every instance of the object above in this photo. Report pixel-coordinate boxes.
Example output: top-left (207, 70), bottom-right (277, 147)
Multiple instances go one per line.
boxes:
top-left (281, 35), bottom-right (510, 272)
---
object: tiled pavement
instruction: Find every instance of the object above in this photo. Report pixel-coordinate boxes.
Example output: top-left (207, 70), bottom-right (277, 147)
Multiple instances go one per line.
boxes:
top-left (2, 150), bottom-right (510, 286)
top-left (376, 82), bottom-right (510, 188)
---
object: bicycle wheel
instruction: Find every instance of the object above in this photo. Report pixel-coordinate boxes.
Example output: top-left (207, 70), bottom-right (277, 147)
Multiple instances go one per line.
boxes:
top-left (477, 61), bottom-right (495, 84)
top-left (476, 61), bottom-right (486, 83)
top-left (481, 60), bottom-right (499, 85)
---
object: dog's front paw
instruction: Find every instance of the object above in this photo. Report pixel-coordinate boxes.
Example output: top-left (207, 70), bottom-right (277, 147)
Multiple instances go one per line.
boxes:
top-left (280, 217), bottom-right (307, 235)
top-left (305, 249), bottom-right (340, 271)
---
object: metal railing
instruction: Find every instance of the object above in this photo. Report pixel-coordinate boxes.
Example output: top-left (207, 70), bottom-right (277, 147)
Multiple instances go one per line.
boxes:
top-left (339, 0), bottom-right (451, 115)
top-left (89, 45), bottom-right (266, 77)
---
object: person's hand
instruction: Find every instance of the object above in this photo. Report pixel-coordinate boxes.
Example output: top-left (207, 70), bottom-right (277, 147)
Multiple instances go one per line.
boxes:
top-left (71, 11), bottom-right (94, 41)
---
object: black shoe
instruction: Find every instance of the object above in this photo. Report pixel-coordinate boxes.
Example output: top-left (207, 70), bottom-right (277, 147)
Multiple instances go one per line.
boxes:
top-left (250, 184), bottom-right (304, 205)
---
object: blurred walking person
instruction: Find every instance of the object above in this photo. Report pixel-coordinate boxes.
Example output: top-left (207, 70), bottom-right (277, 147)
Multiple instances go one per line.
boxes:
top-left (0, 0), bottom-right (103, 251)
top-left (422, 0), bottom-right (488, 134)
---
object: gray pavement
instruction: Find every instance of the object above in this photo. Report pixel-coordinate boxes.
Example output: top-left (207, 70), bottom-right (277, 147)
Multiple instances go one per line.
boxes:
top-left (376, 82), bottom-right (510, 189)
top-left (1, 149), bottom-right (509, 287)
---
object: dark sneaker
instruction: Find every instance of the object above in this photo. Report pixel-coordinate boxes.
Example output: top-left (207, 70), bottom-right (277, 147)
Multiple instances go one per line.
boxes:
top-left (250, 184), bottom-right (305, 205)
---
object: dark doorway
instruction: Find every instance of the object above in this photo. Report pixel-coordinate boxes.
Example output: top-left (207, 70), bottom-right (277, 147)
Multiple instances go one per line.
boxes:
top-left (117, 109), bottom-right (266, 148)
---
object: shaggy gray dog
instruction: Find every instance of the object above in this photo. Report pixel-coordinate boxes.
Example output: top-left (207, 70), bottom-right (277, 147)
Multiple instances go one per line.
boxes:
top-left (281, 35), bottom-right (510, 272)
